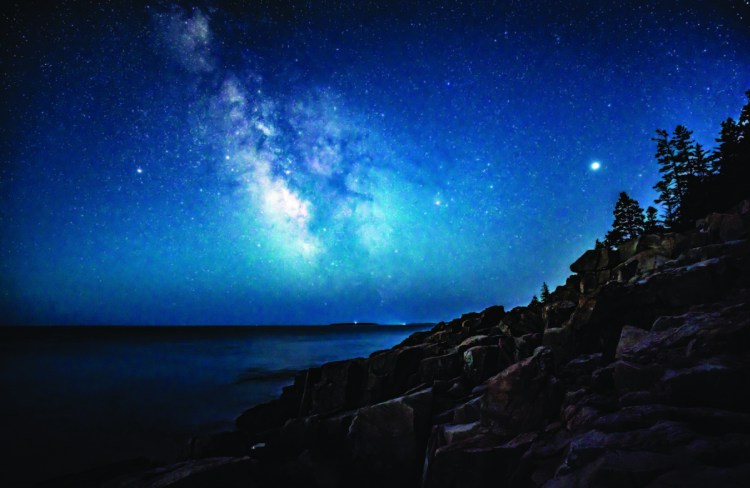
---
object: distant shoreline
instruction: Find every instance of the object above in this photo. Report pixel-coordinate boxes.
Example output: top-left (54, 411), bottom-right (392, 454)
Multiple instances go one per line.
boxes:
top-left (0, 323), bottom-right (436, 340)
top-left (0, 323), bottom-right (434, 329)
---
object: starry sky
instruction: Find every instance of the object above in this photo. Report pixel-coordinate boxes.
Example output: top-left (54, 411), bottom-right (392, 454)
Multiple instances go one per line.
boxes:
top-left (2, 1), bottom-right (749, 325)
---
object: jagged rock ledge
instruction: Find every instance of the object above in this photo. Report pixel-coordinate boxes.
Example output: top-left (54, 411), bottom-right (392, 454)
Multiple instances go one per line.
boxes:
top-left (109, 201), bottom-right (750, 487)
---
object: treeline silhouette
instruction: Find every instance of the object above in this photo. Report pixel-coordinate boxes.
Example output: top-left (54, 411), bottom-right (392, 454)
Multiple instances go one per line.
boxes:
top-left (530, 90), bottom-right (750, 305)
top-left (603, 89), bottom-right (750, 249)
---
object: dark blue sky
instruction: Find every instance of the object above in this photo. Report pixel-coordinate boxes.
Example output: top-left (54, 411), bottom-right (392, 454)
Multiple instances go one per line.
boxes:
top-left (2, 1), bottom-right (749, 325)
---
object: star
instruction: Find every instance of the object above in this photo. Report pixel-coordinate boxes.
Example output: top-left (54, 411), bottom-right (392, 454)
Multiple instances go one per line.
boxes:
top-left (136, 167), bottom-right (143, 174)
top-left (590, 162), bottom-right (601, 171)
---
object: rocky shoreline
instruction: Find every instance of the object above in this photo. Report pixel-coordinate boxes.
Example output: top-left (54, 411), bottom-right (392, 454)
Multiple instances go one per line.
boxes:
top-left (65, 201), bottom-right (750, 487)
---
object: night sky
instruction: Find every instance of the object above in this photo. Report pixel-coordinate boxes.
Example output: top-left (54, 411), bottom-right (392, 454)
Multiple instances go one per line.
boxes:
top-left (2, 1), bottom-right (749, 325)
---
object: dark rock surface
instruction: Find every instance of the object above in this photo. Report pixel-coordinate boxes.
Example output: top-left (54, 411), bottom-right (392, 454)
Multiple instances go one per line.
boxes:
top-left (87, 201), bottom-right (750, 487)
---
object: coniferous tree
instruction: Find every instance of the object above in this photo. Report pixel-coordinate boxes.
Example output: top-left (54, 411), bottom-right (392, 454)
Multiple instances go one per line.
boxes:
top-left (692, 143), bottom-right (711, 178)
top-left (540, 282), bottom-right (550, 304)
top-left (739, 89), bottom-right (750, 138)
top-left (650, 90), bottom-right (750, 230)
top-left (594, 239), bottom-right (605, 250)
top-left (730, 90), bottom-right (750, 189)
top-left (652, 126), bottom-right (695, 228)
top-left (714, 117), bottom-right (741, 176)
top-left (643, 206), bottom-right (661, 234)
top-left (682, 140), bottom-right (714, 222)
top-left (652, 129), bottom-right (681, 228)
top-left (605, 192), bottom-right (645, 247)
top-left (708, 91), bottom-right (750, 208)
top-left (530, 295), bottom-right (540, 307)
top-left (653, 178), bottom-right (677, 229)
top-left (672, 125), bottom-right (695, 177)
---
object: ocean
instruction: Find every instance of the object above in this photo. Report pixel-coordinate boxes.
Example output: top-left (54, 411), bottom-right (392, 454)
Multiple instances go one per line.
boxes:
top-left (0, 325), bottom-right (430, 487)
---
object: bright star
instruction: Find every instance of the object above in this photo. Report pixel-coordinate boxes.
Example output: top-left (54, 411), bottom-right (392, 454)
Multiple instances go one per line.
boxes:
top-left (590, 161), bottom-right (601, 171)
top-left (136, 167), bottom-right (143, 174)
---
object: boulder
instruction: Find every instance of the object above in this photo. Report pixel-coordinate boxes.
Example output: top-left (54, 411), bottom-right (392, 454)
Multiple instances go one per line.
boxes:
top-left (615, 325), bottom-right (649, 359)
top-left (625, 249), bottom-right (669, 277)
top-left (647, 257), bottom-right (733, 308)
top-left (478, 305), bottom-right (506, 329)
top-left (705, 212), bottom-right (747, 243)
top-left (613, 259), bottom-right (639, 282)
top-left (425, 330), bottom-right (453, 345)
top-left (456, 334), bottom-right (496, 354)
top-left (514, 333), bottom-right (542, 362)
top-left (452, 396), bottom-right (483, 424)
top-left (397, 330), bottom-right (432, 347)
top-left (650, 314), bottom-right (687, 332)
top-left (662, 360), bottom-right (750, 410)
top-left (441, 421), bottom-right (484, 446)
top-left (565, 274), bottom-right (581, 293)
top-left (579, 272), bottom-right (599, 293)
top-left (422, 433), bottom-right (523, 488)
top-left (542, 300), bottom-right (577, 329)
top-left (419, 352), bottom-right (462, 383)
top-left (613, 360), bottom-right (663, 392)
top-left (636, 234), bottom-right (664, 253)
top-left (297, 367), bottom-right (323, 417)
top-left (347, 388), bottom-right (433, 487)
top-left (463, 345), bottom-right (499, 384)
top-left (460, 312), bottom-right (480, 323)
top-left (558, 353), bottom-right (603, 390)
top-left (550, 284), bottom-right (580, 303)
top-left (311, 359), bottom-right (367, 415)
top-left (481, 347), bottom-right (563, 438)
top-left (571, 248), bottom-right (619, 274)
top-left (617, 237), bottom-right (640, 262)
top-left (552, 449), bottom-right (688, 488)
top-left (497, 336), bottom-right (517, 369)
top-left (542, 327), bottom-right (573, 366)
top-left (365, 345), bottom-right (426, 403)
top-left (503, 307), bottom-right (544, 336)
top-left (461, 316), bottom-right (481, 330)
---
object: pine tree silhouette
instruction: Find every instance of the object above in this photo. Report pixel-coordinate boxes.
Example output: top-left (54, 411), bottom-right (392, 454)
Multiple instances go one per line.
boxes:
top-left (605, 192), bottom-right (645, 248)
top-left (643, 206), bottom-right (661, 234)
top-left (652, 129), bottom-right (681, 228)
top-left (692, 143), bottom-right (711, 179)
top-left (652, 126), bottom-right (696, 228)
top-left (714, 117), bottom-right (741, 176)
top-left (540, 282), bottom-right (550, 304)
top-left (703, 91), bottom-right (750, 210)
top-left (682, 140), bottom-right (714, 222)
top-left (726, 91), bottom-right (750, 198)
top-left (648, 90), bottom-right (749, 232)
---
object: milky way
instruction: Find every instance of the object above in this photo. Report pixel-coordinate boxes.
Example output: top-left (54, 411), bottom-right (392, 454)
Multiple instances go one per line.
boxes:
top-left (2, 1), bottom-right (749, 324)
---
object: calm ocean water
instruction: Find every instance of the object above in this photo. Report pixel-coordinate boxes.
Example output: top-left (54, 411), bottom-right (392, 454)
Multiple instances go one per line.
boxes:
top-left (0, 325), bottom-right (430, 487)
